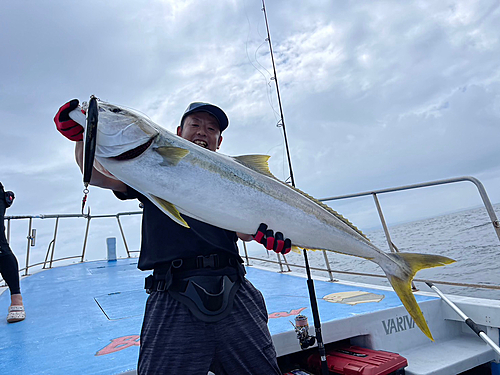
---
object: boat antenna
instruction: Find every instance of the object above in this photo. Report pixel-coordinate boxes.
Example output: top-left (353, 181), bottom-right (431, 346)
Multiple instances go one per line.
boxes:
top-left (261, 0), bottom-right (295, 187)
top-left (261, 2), bottom-right (329, 374)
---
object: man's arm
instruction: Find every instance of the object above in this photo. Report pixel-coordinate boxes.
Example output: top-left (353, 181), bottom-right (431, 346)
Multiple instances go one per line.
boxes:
top-left (237, 233), bottom-right (253, 241)
top-left (74, 141), bottom-right (127, 192)
top-left (55, 99), bottom-right (127, 193)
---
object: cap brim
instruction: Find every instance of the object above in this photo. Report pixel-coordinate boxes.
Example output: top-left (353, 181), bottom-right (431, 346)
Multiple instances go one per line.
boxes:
top-left (182, 104), bottom-right (228, 132)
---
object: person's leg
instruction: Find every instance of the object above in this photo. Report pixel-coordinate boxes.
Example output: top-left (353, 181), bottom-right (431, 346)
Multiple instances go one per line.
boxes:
top-left (0, 253), bottom-right (22, 297)
top-left (138, 291), bottom-right (216, 375)
top-left (1, 208), bottom-right (24, 322)
top-left (213, 279), bottom-right (281, 375)
top-left (0, 212), bottom-right (22, 300)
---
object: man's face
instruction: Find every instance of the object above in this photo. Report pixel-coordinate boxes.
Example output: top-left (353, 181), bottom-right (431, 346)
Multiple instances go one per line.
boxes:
top-left (177, 112), bottom-right (223, 152)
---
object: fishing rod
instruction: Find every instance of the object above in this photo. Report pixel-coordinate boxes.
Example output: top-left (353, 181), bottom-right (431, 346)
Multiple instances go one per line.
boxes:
top-left (261, 0), bottom-right (295, 188)
top-left (426, 282), bottom-right (500, 356)
top-left (261, 2), bottom-right (329, 374)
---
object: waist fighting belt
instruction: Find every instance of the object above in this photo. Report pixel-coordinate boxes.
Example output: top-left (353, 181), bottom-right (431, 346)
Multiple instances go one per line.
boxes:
top-left (145, 253), bottom-right (246, 322)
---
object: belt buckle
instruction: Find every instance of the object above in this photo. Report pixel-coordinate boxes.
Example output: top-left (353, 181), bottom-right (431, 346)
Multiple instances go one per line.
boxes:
top-left (197, 254), bottom-right (219, 269)
top-left (157, 280), bottom-right (166, 292)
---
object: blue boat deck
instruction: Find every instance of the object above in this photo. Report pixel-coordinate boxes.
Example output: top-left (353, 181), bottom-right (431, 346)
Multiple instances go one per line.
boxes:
top-left (0, 258), bottom-right (438, 374)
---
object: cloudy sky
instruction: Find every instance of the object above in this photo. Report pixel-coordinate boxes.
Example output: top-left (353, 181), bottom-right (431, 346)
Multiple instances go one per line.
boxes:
top-left (1, 0), bottom-right (500, 262)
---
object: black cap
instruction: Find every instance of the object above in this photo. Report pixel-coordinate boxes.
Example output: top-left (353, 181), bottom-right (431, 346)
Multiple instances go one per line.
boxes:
top-left (181, 102), bottom-right (229, 133)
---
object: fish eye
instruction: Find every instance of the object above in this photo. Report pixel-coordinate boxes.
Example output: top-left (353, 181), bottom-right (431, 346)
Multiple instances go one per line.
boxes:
top-left (111, 108), bottom-right (122, 113)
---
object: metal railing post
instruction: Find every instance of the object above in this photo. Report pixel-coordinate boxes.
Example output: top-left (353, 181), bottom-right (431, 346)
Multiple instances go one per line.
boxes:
top-left (276, 252), bottom-right (284, 272)
top-left (322, 250), bottom-right (336, 281)
top-left (372, 193), bottom-right (397, 253)
top-left (81, 214), bottom-right (91, 262)
top-left (6, 218), bottom-right (11, 243)
top-left (43, 240), bottom-right (55, 269)
top-left (281, 253), bottom-right (291, 272)
top-left (242, 241), bottom-right (251, 266)
top-left (24, 218), bottom-right (33, 276)
top-left (467, 177), bottom-right (500, 242)
top-left (49, 217), bottom-right (59, 268)
top-left (116, 215), bottom-right (131, 258)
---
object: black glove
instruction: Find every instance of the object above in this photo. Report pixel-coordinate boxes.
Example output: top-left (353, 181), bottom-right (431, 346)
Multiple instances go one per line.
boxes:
top-left (254, 223), bottom-right (292, 254)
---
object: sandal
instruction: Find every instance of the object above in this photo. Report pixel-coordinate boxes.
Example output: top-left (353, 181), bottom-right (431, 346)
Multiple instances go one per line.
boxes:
top-left (7, 305), bottom-right (26, 323)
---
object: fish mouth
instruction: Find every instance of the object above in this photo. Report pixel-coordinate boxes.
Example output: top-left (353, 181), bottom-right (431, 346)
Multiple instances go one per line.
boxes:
top-left (112, 138), bottom-right (154, 160)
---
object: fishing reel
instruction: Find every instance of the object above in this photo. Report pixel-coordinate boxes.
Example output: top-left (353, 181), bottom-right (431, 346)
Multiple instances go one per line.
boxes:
top-left (292, 315), bottom-right (316, 350)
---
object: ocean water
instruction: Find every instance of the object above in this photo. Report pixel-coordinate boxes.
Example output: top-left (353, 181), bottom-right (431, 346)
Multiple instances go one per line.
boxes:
top-left (245, 203), bottom-right (500, 301)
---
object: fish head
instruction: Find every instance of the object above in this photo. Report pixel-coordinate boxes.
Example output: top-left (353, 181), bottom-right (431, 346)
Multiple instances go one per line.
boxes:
top-left (85, 100), bottom-right (160, 159)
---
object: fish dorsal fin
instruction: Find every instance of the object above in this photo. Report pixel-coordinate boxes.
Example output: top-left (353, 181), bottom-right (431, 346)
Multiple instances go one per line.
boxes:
top-left (233, 154), bottom-right (277, 179)
top-left (236, 154), bottom-right (367, 240)
top-left (149, 194), bottom-right (190, 228)
top-left (289, 185), bottom-right (369, 241)
top-left (155, 146), bottom-right (189, 166)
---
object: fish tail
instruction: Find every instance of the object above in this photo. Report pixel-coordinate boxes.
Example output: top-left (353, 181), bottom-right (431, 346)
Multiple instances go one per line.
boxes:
top-left (381, 252), bottom-right (455, 341)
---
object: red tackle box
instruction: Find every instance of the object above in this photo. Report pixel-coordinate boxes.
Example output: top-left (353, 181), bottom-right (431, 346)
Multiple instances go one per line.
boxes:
top-left (307, 346), bottom-right (407, 375)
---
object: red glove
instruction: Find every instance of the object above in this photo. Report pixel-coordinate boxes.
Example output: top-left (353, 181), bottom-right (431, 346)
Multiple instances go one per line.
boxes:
top-left (54, 99), bottom-right (85, 141)
top-left (254, 223), bottom-right (292, 254)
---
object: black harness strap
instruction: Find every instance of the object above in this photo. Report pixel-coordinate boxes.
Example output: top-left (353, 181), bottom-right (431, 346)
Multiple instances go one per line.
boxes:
top-left (144, 253), bottom-right (245, 322)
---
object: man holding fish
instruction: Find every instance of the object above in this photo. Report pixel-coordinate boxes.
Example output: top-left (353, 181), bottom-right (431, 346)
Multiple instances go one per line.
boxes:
top-left (55, 99), bottom-right (287, 374)
top-left (54, 94), bottom-right (455, 373)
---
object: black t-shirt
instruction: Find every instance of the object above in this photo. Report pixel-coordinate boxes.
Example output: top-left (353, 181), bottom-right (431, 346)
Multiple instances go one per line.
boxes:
top-left (115, 186), bottom-right (241, 271)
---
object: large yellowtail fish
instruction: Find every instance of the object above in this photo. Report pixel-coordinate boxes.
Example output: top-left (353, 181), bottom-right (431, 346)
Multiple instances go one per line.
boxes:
top-left (69, 99), bottom-right (454, 340)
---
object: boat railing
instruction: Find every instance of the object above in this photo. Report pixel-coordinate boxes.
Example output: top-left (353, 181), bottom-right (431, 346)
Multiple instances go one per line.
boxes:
top-left (240, 176), bottom-right (500, 292)
top-left (2, 211), bottom-right (142, 277)
top-left (2, 176), bottom-right (500, 293)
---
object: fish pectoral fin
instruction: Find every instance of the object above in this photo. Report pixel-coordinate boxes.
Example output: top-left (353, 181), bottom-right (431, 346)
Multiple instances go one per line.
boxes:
top-left (233, 155), bottom-right (277, 179)
top-left (149, 194), bottom-right (190, 228)
top-left (383, 252), bottom-right (456, 341)
top-left (155, 146), bottom-right (189, 166)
